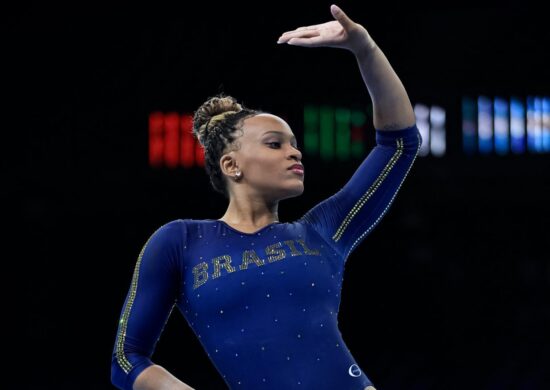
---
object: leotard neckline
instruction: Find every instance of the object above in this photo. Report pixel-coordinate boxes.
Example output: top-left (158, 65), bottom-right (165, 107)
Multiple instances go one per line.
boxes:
top-left (212, 219), bottom-right (282, 236)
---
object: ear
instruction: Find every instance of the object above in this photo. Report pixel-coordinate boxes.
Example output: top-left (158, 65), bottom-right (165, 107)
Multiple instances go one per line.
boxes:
top-left (219, 152), bottom-right (239, 177)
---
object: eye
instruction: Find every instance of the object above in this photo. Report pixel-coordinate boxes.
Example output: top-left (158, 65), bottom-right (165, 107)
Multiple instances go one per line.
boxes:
top-left (267, 142), bottom-right (281, 148)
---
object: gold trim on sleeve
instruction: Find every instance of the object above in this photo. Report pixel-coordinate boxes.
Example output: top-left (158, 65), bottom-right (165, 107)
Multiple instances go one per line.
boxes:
top-left (347, 132), bottom-right (422, 255)
top-left (332, 137), bottom-right (404, 243)
top-left (115, 235), bottom-right (152, 374)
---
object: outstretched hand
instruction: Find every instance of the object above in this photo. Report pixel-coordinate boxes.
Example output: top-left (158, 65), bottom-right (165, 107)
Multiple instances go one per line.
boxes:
top-left (277, 4), bottom-right (372, 53)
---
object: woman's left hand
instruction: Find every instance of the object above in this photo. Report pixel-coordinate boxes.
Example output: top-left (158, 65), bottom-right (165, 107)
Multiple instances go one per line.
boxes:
top-left (276, 4), bottom-right (373, 54)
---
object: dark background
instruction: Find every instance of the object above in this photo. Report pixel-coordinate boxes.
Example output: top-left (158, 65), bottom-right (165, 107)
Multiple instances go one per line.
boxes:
top-left (7, 1), bottom-right (549, 389)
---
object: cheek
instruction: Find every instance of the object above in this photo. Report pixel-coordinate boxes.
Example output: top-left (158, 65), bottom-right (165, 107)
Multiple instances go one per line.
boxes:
top-left (246, 155), bottom-right (282, 178)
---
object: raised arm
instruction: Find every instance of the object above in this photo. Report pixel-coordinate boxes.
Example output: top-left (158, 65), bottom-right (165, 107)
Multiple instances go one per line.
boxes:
top-left (277, 4), bottom-right (415, 131)
top-left (280, 6), bottom-right (422, 258)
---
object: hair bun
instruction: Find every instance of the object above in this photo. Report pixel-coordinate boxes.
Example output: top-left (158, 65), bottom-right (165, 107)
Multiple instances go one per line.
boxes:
top-left (193, 94), bottom-right (243, 145)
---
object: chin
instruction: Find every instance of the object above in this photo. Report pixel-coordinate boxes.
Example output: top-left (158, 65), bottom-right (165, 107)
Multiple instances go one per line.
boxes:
top-left (279, 185), bottom-right (304, 200)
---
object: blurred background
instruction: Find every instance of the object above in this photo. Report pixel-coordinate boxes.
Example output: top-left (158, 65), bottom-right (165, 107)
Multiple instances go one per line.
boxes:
top-left (7, 1), bottom-right (549, 389)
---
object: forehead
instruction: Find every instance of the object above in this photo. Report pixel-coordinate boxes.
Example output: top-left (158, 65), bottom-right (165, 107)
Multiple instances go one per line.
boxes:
top-left (242, 113), bottom-right (294, 138)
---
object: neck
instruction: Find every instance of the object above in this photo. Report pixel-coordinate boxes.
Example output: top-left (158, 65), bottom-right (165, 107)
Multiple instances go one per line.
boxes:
top-left (219, 195), bottom-right (279, 227)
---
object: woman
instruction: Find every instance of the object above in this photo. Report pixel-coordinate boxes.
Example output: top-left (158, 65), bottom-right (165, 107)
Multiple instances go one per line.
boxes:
top-left (112, 4), bottom-right (421, 390)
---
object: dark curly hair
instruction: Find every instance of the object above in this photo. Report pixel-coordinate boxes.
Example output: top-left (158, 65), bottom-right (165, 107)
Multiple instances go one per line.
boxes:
top-left (192, 93), bottom-right (262, 198)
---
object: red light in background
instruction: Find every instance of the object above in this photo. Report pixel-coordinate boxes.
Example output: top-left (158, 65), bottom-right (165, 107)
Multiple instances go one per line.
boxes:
top-left (195, 141), bottom-right (205, 167)
top-left (148, 112), bottom-right (204, 168)
top-left (149, 112), bottom-right (164, 167)
top-left (180, 114), bottom-right (194, 168)
top-left (351, 126), bottom-right (363, 142)
top-left (164, 113), bottom-right (180, 168)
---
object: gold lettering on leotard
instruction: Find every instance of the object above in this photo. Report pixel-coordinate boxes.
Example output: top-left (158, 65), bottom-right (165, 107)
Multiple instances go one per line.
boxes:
top-left (191, 239), bottom-right (322, 290)
top-left (212, 255), bottom-right (236, 279)
top-left (239, 250), bottom-right (266, 270)
top-left (193, 262), bottom-right (209, 289)
top-left (296, 239), bottom-right (320, 255)
top-left (284, 240), bottom-right (302, 256)
top-left (265, 242), bottom-right (286, 263)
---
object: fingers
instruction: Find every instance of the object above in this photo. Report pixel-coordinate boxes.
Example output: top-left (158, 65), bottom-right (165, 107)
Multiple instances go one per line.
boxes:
top-left (278, 27), bottom-right (314, 40)
top-left (283, 36), bottom-right (325, 47)
top-left (279, 22), bottom-right (329, 38)
top-left (277, 30), bottom-right (320, 44)
top-left (295, 23), bottom-right (328, 31)
top-left (330, 4), bottom-right (354, 30)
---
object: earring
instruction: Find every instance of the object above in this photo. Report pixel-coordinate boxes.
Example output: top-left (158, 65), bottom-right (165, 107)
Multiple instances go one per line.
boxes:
top-left (233, 170), bottom-right (242, 181)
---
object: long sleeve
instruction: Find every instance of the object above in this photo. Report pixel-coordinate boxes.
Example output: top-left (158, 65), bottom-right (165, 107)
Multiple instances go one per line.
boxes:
top-left (111, 220), bottom-right (185, 390)
top-left (299, 125), bottom-right (421, 259)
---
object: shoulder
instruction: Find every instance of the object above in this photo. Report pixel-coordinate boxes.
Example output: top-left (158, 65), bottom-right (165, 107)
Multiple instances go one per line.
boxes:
top-left (157, 218), bottom-right (208, 229)
top-left (156, 218), bottom-right (215, 241)
top-left (142, 219), bottom-right (187, 248)
top-left (154, 219), bottom-right (187, 234)
top-left (169, 218), bottom-right (212, 231)
top-left (140, 219), bottom-right (205, 262)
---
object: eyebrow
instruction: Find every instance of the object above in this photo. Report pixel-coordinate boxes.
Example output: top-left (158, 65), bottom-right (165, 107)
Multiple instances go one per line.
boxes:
top-left (262, 130), bottom-right (297, 141)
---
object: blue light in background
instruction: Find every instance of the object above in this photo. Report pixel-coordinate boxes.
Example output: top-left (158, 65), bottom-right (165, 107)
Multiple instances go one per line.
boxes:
top-left (543, 97), bottom-right (550, 152)
top-left (462, 97), bottom-right (476, 155)
top-left (478, 96), bottom-right (493, 154)
top-left (534, 97), bottom-right (544, 153)
top-left (510, 97), bottom-right (525, 154)
top-left (527, 96), bottom-right (539, 153)
top-left (430, 105), bottom-right (446, 157)
top-left (494, 97), bottom-right (509, 155)
top-left (414, 103), bottom-right (430, 157)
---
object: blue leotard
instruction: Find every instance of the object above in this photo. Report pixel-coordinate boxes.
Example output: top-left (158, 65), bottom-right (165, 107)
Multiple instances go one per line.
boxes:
top-left (111, 125), bottom-right (422, 389)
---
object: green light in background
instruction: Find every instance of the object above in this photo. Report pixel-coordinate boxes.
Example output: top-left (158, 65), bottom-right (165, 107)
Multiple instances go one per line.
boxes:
top-left (303, 105), bottom-right (319, 155)
top-left (351, 109), bottom-right (366, 158)
top-left (303, 105), bottom-right (368, 160)
top-left (320, 106), bottom-right (334, 160)
top-left (335, 108), bottom-right (351, 160)
top-left (351, 109), bottom-right (367, 127)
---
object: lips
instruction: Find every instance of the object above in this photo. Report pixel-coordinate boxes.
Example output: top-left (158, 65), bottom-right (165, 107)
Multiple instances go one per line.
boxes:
top-left (289, 164), bottom-right (304, 175)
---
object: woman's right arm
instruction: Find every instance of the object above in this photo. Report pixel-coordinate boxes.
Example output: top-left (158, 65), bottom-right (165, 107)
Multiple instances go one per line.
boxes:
top-left (111, 220), bottom-right (194, 390)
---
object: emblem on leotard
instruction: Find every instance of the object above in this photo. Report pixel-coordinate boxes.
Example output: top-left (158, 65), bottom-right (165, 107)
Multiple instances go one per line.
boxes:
top-left (348, 364), bottom-right (362, 377)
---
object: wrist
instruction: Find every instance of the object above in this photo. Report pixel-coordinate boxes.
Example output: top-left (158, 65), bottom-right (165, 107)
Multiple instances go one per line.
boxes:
top-left (353, 40), bottom-right (378, 62)
top-left (349, 27), bottom-right (377, 58)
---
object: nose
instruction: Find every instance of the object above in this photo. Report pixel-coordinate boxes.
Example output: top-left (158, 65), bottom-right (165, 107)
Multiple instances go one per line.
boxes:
top-left (288, 145), bottom-right (302, 161)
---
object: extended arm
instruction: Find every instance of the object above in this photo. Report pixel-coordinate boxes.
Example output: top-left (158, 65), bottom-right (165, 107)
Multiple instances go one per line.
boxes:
top-left (277, 4), bottom-right (415, 130)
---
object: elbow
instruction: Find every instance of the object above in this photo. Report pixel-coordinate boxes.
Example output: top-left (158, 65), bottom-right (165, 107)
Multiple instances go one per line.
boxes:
top-left (111, 355), bottom-right (129, 390)
top-left (111, 351), bottom-right (153, 390)
top-left (376, 124), bottom-right (422, 156)
top-left (111, 352), bottom-right (136, 390)
top-left (402, 124), bottom-right (423, 158)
